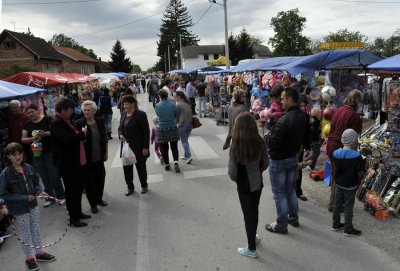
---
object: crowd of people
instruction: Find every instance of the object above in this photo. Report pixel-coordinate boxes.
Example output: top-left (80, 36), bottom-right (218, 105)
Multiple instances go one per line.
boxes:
top-left (0, 74), bottom-right (366, 269)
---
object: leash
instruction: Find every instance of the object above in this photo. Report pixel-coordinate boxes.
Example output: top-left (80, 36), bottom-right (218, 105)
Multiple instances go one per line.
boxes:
top-left (11, 195), bottom-right (69, 248)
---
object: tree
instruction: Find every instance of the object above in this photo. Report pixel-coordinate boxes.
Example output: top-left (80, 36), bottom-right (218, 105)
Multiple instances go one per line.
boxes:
top-left (367, 29), bottom-right (400, 57)
top-left (132, 64), bottom-right (142, 74)
top-left (323, 28), bottom-right (367, 43)
top-left (49, 33), bottom-right (98, 59)
top-left (249, 35), bottom-right (264, 46)
top-left (156, 0), bottom-right (199, 71)
top-left (269, 8), bottom-right (311, 56)
top-left (309, 39), bottom-right (323, 54)
top-left (228, 29), bottom-right (257, 65)
top-left (109, 40), bottom-right (133, 73)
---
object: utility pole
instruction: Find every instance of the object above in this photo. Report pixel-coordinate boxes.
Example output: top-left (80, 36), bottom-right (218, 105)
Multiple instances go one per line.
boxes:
top-left (223, 0), bottom-right (230, 69)
top-left (179, 34), bottom-right (184, 69)
top-left (209, 0), bottom-right (230, 70)
top-left (167, 45), bottom-right (171, 72)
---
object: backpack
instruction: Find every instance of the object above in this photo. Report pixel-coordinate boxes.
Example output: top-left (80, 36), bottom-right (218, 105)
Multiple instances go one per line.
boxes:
top-left (150, 83), bottom-right (159, 95)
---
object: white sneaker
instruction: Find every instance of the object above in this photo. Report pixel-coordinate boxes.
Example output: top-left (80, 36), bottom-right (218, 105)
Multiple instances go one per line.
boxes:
top-left (180, 156), bottom-right (188, 160)
top-left (43, 201), bottom-right (53, 207)
top-left (57, 199), bottom-right (66, 205)
top-left (186, 157), bottom-right (193, 164)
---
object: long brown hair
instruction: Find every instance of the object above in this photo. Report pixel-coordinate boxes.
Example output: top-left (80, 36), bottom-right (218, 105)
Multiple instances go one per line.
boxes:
top-left (230, 112), bottom-right (265, 165)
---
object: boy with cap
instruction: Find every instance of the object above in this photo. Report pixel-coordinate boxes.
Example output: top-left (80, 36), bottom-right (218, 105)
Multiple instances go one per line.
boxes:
top-left (332, 128), bottom-right (365, 236)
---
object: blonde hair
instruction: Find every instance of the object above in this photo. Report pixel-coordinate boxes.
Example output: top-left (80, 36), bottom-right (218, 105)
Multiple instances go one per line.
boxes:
top-left (343, 89), bottom-right (362, 109)
top-left (232, 89), bottom-right (246, 101)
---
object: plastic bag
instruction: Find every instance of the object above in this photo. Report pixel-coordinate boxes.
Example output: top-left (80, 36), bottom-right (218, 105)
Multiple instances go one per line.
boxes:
top-left (121, 141), bottom-right (136, 166)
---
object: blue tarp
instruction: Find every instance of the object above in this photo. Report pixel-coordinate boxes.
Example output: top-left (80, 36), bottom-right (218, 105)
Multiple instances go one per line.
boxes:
top-left (368, 54), bottom-right (400, 71)
top-left (0, 80), bottom-right (46, 100)
top-left (229, 50), bottom-right (383, 75)
top-left (110, 72), bottom-right (128, 78)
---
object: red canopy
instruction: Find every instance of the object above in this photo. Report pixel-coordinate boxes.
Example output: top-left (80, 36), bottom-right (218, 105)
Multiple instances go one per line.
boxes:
top-left (3, 72), bottom-right (97, 88)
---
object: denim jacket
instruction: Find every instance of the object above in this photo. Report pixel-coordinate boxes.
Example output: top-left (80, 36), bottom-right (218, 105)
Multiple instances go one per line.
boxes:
top-left (0, 163), bottom-right (42, 216)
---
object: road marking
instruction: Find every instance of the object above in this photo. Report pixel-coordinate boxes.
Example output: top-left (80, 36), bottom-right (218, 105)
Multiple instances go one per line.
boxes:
top-left (216, 133), bottom-right (228, 142)
top-left (111, 146), bottom-right (122, 168)
top-left (148, 174), bottom-right (164, 183)
top-left (136, 197), bottom-right (150, 271)
top-left (189, 136), bottom-right (219, 160)
top-left (183, 167), bottom-right (228, 179)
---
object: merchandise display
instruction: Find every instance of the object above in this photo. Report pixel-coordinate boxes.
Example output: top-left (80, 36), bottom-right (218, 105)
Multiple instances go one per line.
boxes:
top-left (357, 81), bottom-right (400, 218)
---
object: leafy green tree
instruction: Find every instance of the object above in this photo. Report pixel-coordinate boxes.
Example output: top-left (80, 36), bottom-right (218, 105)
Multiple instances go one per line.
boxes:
top-left (109, 40), bottom-right (133, 73)
top-left (228, 33), bottom-right (238, 65)
top-left (249, 35), bottom-right (264, 46)
top-left (323, 28), bottom-right (367, 43)
top-left (309, 39), bottom-right (323, 54)
top-left (49, 33), bottom-right (98, 59)
top-left (132, 64), bottom-right (142, 74)
top-left (156, 0), bottom-right (199, 71)
top-left (367, 29), bottom-right (400, 57)
top-left (269, 8), bottom-right (311, 56)
top-left (228, 29), bottom-right (256, 65)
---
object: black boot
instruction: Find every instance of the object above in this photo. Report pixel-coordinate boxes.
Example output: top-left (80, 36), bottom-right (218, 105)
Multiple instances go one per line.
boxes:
top-left (108, 132), bottom-right (112, 139)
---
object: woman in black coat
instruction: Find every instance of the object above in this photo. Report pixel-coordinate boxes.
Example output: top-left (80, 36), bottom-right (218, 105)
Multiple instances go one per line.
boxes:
top-left (76, 100), bottom-right (109, 214)
top-left (50, 98), bottom-right (90, 227)
top-left (118, 95), bottom-right (150, 195)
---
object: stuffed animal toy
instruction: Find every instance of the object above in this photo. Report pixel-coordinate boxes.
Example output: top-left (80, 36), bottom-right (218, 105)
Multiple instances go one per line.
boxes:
top-left (250, 98), bottom-right (264, 116)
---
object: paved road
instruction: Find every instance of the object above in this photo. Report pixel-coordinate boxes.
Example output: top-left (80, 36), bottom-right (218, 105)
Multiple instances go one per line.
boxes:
top-left (1, 93), bottom-right (399, 271)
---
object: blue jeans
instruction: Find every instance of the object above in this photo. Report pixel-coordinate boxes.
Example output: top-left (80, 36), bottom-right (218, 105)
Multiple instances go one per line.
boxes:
top-left (178, 123), bottom-right (192, 158)
top-left (103, 113), bottom-right (113, 134)
top-left (269, 155), bottom-right (299, 228)
top-left (198, 96), bottom-right (207, 117)
top-left (33, 151), bottom-right (65, 200)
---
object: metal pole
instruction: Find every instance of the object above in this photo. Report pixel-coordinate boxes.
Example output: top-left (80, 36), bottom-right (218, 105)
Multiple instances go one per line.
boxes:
top-left (223, 0), bottom-right (230, 69)
top-left (164, 53), bottom-right (167, 72)
top-left (168, 45), bottom-right (171, 72)
top-left (179, 34), bottom-right (184, 69)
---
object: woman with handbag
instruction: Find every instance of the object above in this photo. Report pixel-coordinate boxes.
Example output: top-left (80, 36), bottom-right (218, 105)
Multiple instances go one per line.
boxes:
top-left (118, 95), bottom-right (150, 196)
top-left (175, 91), bottom-right (193, 164)
top-left (76, 101), bottom-right (109, 214)
top-left (228, 112), bottom-right (268, 258)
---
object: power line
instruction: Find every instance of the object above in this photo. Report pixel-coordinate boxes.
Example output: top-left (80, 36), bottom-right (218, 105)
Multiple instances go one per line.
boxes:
top-left (71, 0), bottom-right (199, 38)
top-left (333, 0), bottom-right (400, 3)
top-left (193, 3), bottom-right (213, 26)
top-left (3, 0), bottom-right (104, 5)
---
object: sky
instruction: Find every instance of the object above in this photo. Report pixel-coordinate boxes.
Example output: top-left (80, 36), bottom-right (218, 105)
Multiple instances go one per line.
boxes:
top-left (0, 0), bottom-right (399, 70)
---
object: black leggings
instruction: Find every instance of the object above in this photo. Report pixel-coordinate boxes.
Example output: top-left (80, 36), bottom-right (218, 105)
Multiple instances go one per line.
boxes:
top-left (238, 189), bottom-right (262, 251)
top-left (161, 141), bottom-right (178, 164)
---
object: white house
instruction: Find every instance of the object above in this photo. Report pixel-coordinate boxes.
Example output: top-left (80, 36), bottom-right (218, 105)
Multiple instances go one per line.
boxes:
top-left (181, 44), bottom-right (271, 69)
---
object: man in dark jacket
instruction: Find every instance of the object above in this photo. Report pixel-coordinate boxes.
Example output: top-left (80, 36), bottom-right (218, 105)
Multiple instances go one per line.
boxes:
top-left (265, 87), bottom-right (307, 234)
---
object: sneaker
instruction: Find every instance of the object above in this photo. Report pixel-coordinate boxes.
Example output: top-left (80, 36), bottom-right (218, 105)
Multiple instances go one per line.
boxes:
top-left (25, 258), bottom-right (39, 270)
top-left (222, 141), bottom-right (230, 150)
top-left (255, 234), bottom-right (261, 245)
top-left (265, 222), bottom-right (288, 234)
top-left (35, 252), bottom-right (56, 262)
top-left (343, 228), bottom-right (362, 237)
top-left (328, 206), bottom-right (333, 212)
top-left (160, 157), bottom-right (165, 165)
top-left (332, 223), bottom-right (345, 232)
top-left (165, 165), bottom-right (171, 171)
top-left (174, 163), bottom-right (180, 173)
top-left (57, 199), bottom-right (66, 205)
top-left (141, 187), bottom-right (148, 194)
top-left (180, 156), bottom-right (188, 160)
top-left (43, 201), bottom-right (53, 208)
top-left (237, 247), bottom-right (258, 258)
top-left (288, 220), bottom-right (300, 227)
top-left (125, 189), bottom-right (134, 196)
top-left (186, 157), bottom-right (193, 164)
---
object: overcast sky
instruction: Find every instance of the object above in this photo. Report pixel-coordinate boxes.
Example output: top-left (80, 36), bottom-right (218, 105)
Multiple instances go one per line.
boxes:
top-left (1, 0), bottom-right (399, 70)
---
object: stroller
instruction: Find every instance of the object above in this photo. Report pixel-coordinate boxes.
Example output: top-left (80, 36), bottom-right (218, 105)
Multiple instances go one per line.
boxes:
top-left (215, 94), bottom-right (232, 126)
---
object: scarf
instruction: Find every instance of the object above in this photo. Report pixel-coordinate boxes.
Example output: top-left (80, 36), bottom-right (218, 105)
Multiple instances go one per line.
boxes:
top-left (56, 112), bottom-right (87, 166)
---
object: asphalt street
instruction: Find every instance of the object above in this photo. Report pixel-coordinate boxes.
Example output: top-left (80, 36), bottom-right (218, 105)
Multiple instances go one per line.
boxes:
top-left (1, 92), bottom-right (399, 271)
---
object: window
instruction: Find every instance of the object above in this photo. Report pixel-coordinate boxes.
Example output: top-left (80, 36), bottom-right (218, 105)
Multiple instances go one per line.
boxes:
top-left (203, 54), bottom-right (209, 60)
top-left (81, 66), bottom-right (85, 74)
top-left (214, 54), bottom-right (219, 60)
top-left (87, 67), bottom-right (92, 74)
top-left (4, 41), bottom-right (16, 50)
